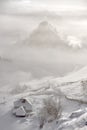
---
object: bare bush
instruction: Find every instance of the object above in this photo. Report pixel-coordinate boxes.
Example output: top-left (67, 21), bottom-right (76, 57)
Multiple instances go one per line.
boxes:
top-left (81, 80), bottom-right (87, 96)
top-left (37, 96), bottom-right (62, 128)
top-left (43, 96), bottom-right (61, 119)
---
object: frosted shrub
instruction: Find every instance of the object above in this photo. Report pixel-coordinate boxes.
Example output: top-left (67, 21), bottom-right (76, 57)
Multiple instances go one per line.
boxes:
top-left (81, 80), bottom-right (87, 96)
top-left (43, 96), bottom-right (61, 119)
top-left (37, 96), bottom-right (62, 128)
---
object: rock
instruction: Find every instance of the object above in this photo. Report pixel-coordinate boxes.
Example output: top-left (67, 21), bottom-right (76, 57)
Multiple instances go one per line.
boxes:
top-left (14, 98), bottom-right (32, 112)
top-left (15, 106), bottom-right (26, 117)
top-left (69, 109), bottom-right (85, 119)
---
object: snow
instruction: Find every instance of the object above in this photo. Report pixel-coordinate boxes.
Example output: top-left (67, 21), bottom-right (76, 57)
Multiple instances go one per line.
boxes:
top-left (75, 126), bottom-right (87, 130)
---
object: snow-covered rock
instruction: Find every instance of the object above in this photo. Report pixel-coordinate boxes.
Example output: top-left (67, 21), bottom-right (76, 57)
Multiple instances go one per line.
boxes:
top-left (14, 106), bottom-right (26, 117)
top-left (14, 98), bottom-right (32, 113)
top-left (69, 109), bottom-right (86, 119)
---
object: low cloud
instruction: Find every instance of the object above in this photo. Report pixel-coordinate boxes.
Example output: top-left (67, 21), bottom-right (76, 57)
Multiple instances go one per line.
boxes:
top-left (66, 36), bottom-right (82, 49)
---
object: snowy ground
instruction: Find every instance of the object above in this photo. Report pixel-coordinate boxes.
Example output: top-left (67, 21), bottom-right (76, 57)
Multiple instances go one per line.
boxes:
top-left (0, 67), bottom-right (87, 130)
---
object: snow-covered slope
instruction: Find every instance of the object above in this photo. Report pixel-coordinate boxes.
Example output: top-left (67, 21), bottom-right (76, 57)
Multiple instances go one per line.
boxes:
top-left (0, 66), bottom-right (87, 130)
top-left (55, 66), bottom-right (87, 83)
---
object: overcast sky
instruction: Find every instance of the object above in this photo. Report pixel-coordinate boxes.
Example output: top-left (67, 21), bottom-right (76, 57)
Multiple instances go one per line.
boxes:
top-left (0, 0), bottom-right (87, 13)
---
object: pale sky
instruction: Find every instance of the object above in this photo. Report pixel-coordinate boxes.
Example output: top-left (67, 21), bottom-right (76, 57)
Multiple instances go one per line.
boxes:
top-left (0, 0), bottom-right (87, 13)
top-left (33, 0), bottom-right (87, 12)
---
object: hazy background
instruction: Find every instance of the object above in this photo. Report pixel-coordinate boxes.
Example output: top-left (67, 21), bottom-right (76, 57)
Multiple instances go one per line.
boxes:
top-left (0, 0), bottom-right (87, 86)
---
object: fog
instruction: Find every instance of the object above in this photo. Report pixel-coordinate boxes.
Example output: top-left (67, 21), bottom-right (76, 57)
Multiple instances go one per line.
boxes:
top-left (1, 1), bottom-right (87, 130)
top-left (0, 0), bottom-right (87, 85)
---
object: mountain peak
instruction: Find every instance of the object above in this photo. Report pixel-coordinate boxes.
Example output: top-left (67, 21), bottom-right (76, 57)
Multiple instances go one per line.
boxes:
top-left (27, 21), bottom-right (65, 48)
